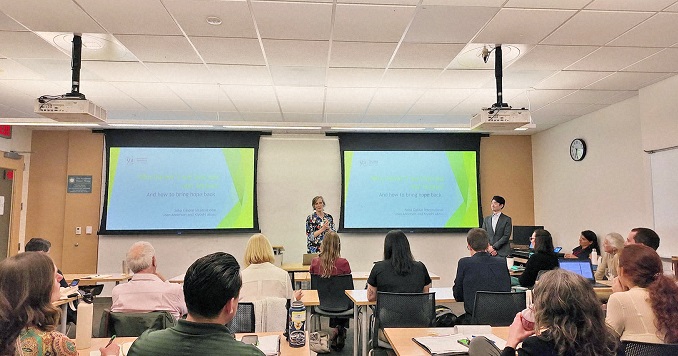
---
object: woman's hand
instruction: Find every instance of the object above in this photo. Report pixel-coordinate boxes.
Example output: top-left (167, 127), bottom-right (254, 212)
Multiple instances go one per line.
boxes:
top-left (99, 343), bottom-right (120, 356)
top-left (506, 313), bottom-right (534, 349)
top-left (294, 290), bottom-right (304, 301)
top-left (611, 276), bottom-right (629, 293)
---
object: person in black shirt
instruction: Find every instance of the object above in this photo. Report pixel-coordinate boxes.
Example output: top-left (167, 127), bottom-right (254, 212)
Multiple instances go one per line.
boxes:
top-left (519, 229), bottom-right (559, 288)
top-left (565, 230), bottom-right (599, 260)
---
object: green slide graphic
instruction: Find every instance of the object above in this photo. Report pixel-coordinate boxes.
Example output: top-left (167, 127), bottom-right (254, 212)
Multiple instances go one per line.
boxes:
top-left (107, 148), bottom-right (121, 205)
top-left (445, 151), bottom-right (479, 227)
top-left (219, 148), bottom-right (255, 228)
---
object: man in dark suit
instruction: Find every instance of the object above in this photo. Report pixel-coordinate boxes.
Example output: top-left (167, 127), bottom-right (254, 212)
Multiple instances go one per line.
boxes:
top-left (453, 228), bottom-right (511, 323)
top-left (481, 195), bottom-right (512, 257)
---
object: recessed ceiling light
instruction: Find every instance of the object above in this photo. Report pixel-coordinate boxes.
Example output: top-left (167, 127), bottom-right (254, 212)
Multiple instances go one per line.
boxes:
top-left (206, 16), bottom-right (222, 26)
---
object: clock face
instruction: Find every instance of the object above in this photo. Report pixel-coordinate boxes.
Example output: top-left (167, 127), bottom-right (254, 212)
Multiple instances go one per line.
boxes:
top-left (570, 139), bottom-right (586, 161)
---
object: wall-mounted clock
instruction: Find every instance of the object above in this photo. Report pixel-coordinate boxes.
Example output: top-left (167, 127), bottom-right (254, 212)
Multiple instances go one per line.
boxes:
top-left (570, 138), bottom-right (586, 161)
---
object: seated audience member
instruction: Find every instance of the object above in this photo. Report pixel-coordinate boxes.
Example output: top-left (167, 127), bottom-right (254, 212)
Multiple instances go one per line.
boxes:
top-left (367, 230), bottom-right (432, 302)
top-left (127, 252), bottom-right (264, 356)
top-left (606, 244), bottom-right (678, 344)
top-left (309, 231), bottom-right (351, 350)
top-left (518, 229), bottom-right (559, 288)
top-left (564, 230), bottom-right (599, 260)
top-left (625, 227), bottom-right (660, 250)
top-left (0, 252), bottom-right (118, 356)
top-left (240, 233), bottom-right (301, 301)
top-left (594, 232), bottom-right (624, 281)
top-left (453, 228), bottom-right (511, 323)
top-left (111, 241), bottom-right (187, 319)
top-left (500, 269), bottom-right (618, 356)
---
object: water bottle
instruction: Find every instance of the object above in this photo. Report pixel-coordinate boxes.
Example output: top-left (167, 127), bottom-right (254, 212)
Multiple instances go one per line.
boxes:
top-left (288, 300), bottom-right (306, 347)
top-left (75, 300), bottom-right (93, 349)
top-left (591, 249), bottom-right (598, 266)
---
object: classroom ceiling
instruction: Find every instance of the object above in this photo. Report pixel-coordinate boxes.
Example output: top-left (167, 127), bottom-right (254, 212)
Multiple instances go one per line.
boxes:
top-left (1, 0), bottom-right (678, 133)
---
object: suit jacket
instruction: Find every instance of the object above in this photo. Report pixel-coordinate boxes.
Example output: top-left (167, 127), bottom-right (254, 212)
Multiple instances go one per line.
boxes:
top-left (482, 213), bottom-right (512, 257)
top-left (452, 252), bottom-right (512, 315)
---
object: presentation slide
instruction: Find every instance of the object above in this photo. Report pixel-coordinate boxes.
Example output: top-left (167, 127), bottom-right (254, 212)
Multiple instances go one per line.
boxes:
top-left (342, 151), bottom-right (479, 229)
top-left (105, 147), bottom-right (254, 231)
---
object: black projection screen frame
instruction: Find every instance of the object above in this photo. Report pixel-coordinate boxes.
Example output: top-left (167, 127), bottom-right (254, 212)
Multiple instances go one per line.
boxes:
top-left (98, 129), bottom-right (263, 235)
top-left (336, 133), bottom-right (485, 233)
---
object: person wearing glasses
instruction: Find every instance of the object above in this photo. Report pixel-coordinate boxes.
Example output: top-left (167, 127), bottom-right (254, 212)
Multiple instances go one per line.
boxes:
top-left (518, 229), bottom-right (559, 288)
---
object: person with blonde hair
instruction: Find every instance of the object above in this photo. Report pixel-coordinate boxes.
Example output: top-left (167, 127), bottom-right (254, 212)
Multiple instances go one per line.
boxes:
top-left (240, 234), bottom-right (301, 301)
top-left (595, 232), bottom-right (624, 280)
top-left (500, 269), bottom-right (618, 355)
top-left (0, 252), bottom-right (119, 356)
top-left (305, 195), bottom-right (335, 253)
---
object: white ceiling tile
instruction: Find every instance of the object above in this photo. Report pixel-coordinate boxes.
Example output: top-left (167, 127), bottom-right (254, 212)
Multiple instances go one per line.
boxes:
top-left (534, 102), bottom-right (595, 117)
top-left (513, 89), bottom-right (576, 108)
top-left (75, 0), bottom-right (182, 35)
top-left (86, 95), bottom-right (145, 111)
top-left (269, 66), bottom-right (326, 86)
top-left (0, 0), bottom-right (104, 33)
top-left (391, 43), bottom-right (464, 69)
top-left (609, 13), bottom-right (678, 47)
top-left (334, 5), bottom-right (417, 42)
top-left (235, 100), bottom-right (281, 112)
top-left (542, 11), bottom-right (652, 46)
top-left (208, 65), bottom-right (272, 86)
top-left (555, 90), bottom-right (628, 104)
top-left (607, 90), bottom-right (638, 104)
top-left (506, 45), bottom-right (599, 70)
top-left (567, 47), bottom-right (661, 71)
top-left (325, 113), bottom-right (364, 123)
top-left (163, 0), bottom-right (257, 38)
top-left (283, 113), bottom-right (324, 122)
top-left (433, 70), bottom-right (494, 89)
top-left (241, 112), bottom-right (283, 121)
top-left (327, 68), bottom-right (384, 87)
top-left (182, 97), bottom-right (237, 112)
top-left (116, 35), bottom-right (201, 63)
top-left (330, 42), bottom-right (397, 68)
top-left (0, 10), bottom-right (27, 31)
top-left (166, 83), bottom-right (226, 99)
top-left (111, 82), bottom-right (177, 98)
top-left (367, 101), bottom-right (412, 115)
top-left (530, 114), bottom-right (578, 127)
top-left (407, 101), bottom-right (455, 115)
top-left (325, 100), bottom-right (370, 114)
top-left (587, 72), bottom-right (673, 90)
top-left (666, 3), bottom-right (678, 12)
top-left (498, 70), bottom-right (559, 89)
top-left (381, 69), bottom-right (441, 88)
top-left (0, 32), bottom-right (69, 59)
top-left (214, 112), bottom-right (243, 121)
top-left (422, 0), bottom-right (504, 6)
top-left (340, 0), bottom-right (417, 5)
top-left (371, 87), bottom-right (425, 103)
top-left (505, 0), bottom-right (590, 9)
top-left (474, 8), bottom-right (577, 44)
top-left (222, 85), bottom-right (278, 103)
top-left (279, 100), bottom-right (324, 113)
top-left (361, 114), bottom-right (404, 123)
top-left (400, 114), bottom-right (455, 124)
top-left (417, 88), bottom-right (474, 103)
top-left (0, 59), bottom-right (43, 80)
top-left (191, 37), bottom-right (265, 65)
top-left (534, 71), bottom-right (611, 89)
top-left (15, 59), bottom-right (99, 82)
top-left (135, 97), bottom-right (191, 110)
top-left (0, 79), bottom-right (63, 97)
top-left (404, 6), bottom-right (499, 43)
top-left (586, 0), bottom-right (677, 11)
top-left (145, 63), bottom-right (215, 84)
top-left (83, 61), bottom-right (157, 82)
top-left (276, 86), bottom-right (325, 102)
top-left (623, 48), bottom-right (678, 72)
top-left (263, 40), bottom-right (329, 67)
top-left (252, 2), bottom-right (332, 40)
top-left (326, 87), bottom-right (377, 102)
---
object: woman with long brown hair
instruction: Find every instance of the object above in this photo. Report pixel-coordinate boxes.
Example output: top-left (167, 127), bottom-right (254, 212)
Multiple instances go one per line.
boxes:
top-left (309, 231), bottom-right (351, 350)
top-left (0, 252), bottom-right (119, 356)
top-left (606, 244), bottom-right (678, 344)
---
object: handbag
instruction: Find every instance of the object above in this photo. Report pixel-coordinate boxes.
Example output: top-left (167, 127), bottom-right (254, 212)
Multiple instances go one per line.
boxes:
top-left (309, 330), bottom-right (331, 353)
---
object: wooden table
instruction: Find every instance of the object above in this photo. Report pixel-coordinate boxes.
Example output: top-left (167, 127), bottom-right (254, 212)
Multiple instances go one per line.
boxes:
top-left (53, 295), bottom-right (79, 334)
top-left (64, 273), bottom-right (132, 286)
top-left (77, 332), bottom-right (309, 355)
top-left (594, 279), bottom-right (614, 302)
top-left (384, 327), bottom-right (509, 355)
top-left (345, 288), bottom-right (455, 356)
top-left (294, 271), bottom-right (441, 284)
top-left (281, 263), bottom-right (311, 287)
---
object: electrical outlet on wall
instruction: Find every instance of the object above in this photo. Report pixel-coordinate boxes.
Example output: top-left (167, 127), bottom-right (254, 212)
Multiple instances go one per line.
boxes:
top-left (75, 227), bottom-right (82, 235)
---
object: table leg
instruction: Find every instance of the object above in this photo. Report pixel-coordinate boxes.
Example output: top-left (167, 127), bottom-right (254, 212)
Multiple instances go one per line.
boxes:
top-left (353, 305), bottom-right (359, 356)
top-left (361, 305), bottom-right (368, 356)
top-left (59, 303), bottom-right (68, 334)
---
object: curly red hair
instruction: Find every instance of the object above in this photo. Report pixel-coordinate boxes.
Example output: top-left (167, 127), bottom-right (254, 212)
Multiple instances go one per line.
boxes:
top-left (619, 244), bottom-right (678, 343)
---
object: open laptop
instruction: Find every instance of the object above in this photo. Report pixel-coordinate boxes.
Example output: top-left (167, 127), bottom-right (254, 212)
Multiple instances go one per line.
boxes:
top-left (302, 253), bottom-right (318, 266)
top-left (558, 259), bottom-right (607, 287)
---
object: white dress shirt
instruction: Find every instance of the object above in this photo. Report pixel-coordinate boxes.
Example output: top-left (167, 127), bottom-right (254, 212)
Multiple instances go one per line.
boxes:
top-left (240, 262), bottom-right (293, 302)
top-left (111, 273), bottom-right (187, 319)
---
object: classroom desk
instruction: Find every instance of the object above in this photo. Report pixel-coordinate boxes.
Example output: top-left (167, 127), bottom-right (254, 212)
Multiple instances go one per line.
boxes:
top-left (594, 279), bottom-right (614, 302)
top-left (53, 295), bottom-right (79, 334)
top-left (294, 271), bottom-right (441, 284)
top-left (345, 288), bottom-right (455, 356)
top-left (384, 327), bottom-right (509, 356)
top-left (281, 263), bottom-right (310, 287)
top-left (77, 332), bottom-right (309, 355)
top-left (64, 273), bottom-right (132, 286)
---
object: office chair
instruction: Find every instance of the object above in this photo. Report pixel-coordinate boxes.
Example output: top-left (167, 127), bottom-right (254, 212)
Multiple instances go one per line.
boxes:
top-left (370, 292), bottom-right (435, 354)
top-left (619, 340), bottom-right (678, 356)
top-left (472, 291), bottom-right (526, 326)
top-left (226, 302), bottom-right (256, 333)
top-left (310, 274), bottom-right (354, 331)
top-left (100, 310), bottom-right (176, 337)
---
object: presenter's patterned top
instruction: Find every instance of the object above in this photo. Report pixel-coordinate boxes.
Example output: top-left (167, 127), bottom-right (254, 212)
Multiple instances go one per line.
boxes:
top-left (306, 212), bottom-right (335, 253)
top-left (18, 327), bottom-right (78, 356)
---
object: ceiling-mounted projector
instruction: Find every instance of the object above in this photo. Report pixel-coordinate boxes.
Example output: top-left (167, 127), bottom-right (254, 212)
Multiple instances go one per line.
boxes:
top-left (471, 107), bottom-right (531, 131)
top-left (35, 98), bottom-right (107, 123)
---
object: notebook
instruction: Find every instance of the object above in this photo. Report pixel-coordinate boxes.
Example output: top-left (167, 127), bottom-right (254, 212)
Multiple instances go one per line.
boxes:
top-left (302, 253), bottom-right (318, 266)
top-left (558, 259), bottom-right (607, 287)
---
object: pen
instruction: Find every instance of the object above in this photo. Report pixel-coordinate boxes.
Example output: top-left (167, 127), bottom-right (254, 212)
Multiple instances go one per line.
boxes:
top-left (105, 335), bottom-right (116, 348)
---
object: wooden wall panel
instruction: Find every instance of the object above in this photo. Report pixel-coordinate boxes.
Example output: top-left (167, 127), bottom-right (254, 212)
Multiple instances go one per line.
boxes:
top-left (0, 151), bottom-right (25, 257)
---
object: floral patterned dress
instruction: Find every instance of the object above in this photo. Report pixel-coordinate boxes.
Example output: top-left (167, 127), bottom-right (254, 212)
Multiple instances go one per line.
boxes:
top-left (305, 212), bottom-right (335, 253)
top-left (18, 328), bottom-right (77, 356)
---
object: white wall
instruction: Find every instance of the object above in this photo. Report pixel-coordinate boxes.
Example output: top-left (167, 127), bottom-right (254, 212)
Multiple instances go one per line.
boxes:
top-left (640, 74), bottom-right (678, 152)
top-left (98, 135), bottom-right (469, 295)
top-left (532, 96), bottom-right (653, 251)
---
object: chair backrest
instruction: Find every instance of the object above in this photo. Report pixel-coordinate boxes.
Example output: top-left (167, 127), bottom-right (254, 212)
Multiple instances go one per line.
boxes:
top-left (226, 302), bottom-right (256, 333)
top-left (100, 309), bottom-right (176, 337)
top-left (311, 274), bottom-right (354, 312)
top-left (621, 341), bottom-right (678, 356)
top-left (472, 291), bottom-right (526, 326)
top-left (373, 292), bottom-right (435, 347)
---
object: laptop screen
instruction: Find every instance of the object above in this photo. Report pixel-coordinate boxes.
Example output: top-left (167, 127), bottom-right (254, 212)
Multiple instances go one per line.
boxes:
top-left (558, 259), bottom-right (595, 282)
